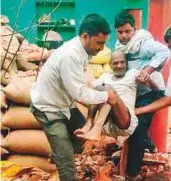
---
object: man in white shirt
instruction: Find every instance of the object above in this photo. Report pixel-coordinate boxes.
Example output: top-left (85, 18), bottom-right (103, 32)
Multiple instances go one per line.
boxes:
top-left (74, 51), bottom-right (160, 141)
top-left (30, 14), bottom-right (114, 181)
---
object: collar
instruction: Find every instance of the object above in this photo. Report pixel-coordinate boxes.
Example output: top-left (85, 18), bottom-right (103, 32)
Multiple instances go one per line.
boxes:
top-left (75, 36), bottom-right (89, 60)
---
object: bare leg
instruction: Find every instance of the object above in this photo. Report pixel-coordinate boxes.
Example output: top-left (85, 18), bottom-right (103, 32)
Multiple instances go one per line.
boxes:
top-left (76, 89), bottom-right (116, 141)
top-left (74, 104), bottom-right (98, 135)
top-left (107, 89), bottom-right (130, 129)
top-left (74, 119), bottom-right (93, 135)
top-left (77, 103), bottom-right (111, 141)
top-left (76, 89), bottom-right (130, 141)
top-left (81, 89), bottom-right (131, 140)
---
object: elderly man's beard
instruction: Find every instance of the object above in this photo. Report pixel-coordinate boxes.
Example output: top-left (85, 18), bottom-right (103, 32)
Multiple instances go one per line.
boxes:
top-left (113, 70), bottom-right (126, 77)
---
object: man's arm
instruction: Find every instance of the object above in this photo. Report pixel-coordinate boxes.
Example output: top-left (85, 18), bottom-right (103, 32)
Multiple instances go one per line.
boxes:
top-left (136, 69), bottom-right (166, 91)
top-left (60, 55), bottom-right (108, 105)
top-left (136, 69), bottom-right (171, 115)
top-left (144, 40), bottom-right (170, 72)
top-left (145, 78), bottom-right (159, 91)
top-left (136, 40), bottom-right (170, 83)
top-left (135, 74), bottom-right (159, 91)
top-left (142, 66), bottom-right (155, 75)
top-left (87, 104), bottom-right (99, 125)
top-left (135, 96), bottom-right (171, 115)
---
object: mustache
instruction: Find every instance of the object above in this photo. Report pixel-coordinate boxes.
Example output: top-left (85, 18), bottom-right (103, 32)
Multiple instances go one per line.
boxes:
top-left (121, 39), bottom-right (128, 42)
top-left (114, 69), bottom-right (126, 74)
top-left (114, 69), bottom-right (125, 71)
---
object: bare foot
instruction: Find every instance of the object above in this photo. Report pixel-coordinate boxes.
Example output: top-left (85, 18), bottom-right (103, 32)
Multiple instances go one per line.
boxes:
top-left (74, 122), bottom-right (93, 135)
top-left (76, 127), bottom-right (102, 141)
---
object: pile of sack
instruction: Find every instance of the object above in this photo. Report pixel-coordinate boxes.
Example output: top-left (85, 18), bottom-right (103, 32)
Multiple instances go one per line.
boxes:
top-left (88, 46), bottom-right (113, 78)
top-left (0, 75), bottom-right (57, 173)
top-left (0, 69), bottom-right (93, 175)
top-left (0, 15), bottom-right (52, 86)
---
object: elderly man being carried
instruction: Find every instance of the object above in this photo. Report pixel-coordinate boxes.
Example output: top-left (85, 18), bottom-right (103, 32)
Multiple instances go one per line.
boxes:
top-left (75, 50), bottom-right (162, 141)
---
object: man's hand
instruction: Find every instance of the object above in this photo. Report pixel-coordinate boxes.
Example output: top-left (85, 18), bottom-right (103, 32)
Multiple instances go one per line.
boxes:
top-left (135, 107), bottom-right (142, 115)
top-left (136, 70), bottom-right (159, 90)
top-left (107, 88), bottom-right (117, 106)
top-left (136, 70), bottom-right (150, 84)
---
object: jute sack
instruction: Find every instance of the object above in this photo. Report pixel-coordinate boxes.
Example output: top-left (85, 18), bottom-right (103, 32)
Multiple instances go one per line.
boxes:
top-left (1, 147), bottom-right (9, 155)
top-left (103, 63), bottom-right (113, 73)
top-left (0, 111), bottom-right (9, 130)
top-left (1, 133), bottom-right (9, 156)
top-left (7, 155), bottom-right (56, 173)
top-left (18, 47), bottom-right (50, 62)
top-left (2, 106), bottom-right (41, 129)
top-left (1, 70), bottom-right (11, 86)
top-left (2, 76), bottom-right (36, 105)
top-left (0, 47), bottom-right (18, 74)
top-left (2, 130), bottom-right (51, 157)
top-left (16, 55), bottom-right (38, 71)
top-left (0, 90), bottom-right (8, 109)
top-left (89, 46), bottom-right (111, 64)
top-left (1, 133), bottom-right (5, 144)
top-left (1, 57), bottom-right (18, 74)
top-left (88, 64), bottom-right (103, 78)
top-left (17, 70), bottom-right (38, 77)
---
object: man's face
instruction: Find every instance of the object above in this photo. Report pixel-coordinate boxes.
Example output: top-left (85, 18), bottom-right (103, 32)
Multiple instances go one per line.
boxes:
top-left (83, 33), bottom-right (109, 56)
top-left (116, 23), bottom-right (135, 45)
top-left (110, 54), bottom-right (126, 77)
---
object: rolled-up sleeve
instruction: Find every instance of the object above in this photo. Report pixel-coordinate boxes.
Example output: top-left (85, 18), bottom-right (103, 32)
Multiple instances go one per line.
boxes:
top-left (144, 40), bottom-right (170, 69)
top-left (59, 55), bottom-right (108, 105)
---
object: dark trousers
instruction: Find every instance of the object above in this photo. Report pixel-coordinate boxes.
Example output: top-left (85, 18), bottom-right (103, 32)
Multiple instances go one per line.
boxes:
top-left (30, 106), bottom-right (86, 181)
top-left (126, 90), bottom-right (165, 176)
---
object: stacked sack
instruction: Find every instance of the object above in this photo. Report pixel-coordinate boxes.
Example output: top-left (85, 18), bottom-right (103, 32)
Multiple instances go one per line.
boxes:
top-left (1, 85), bottom-right (10, 156)
top-left (0, 15), bottom-right (52, 86)
top-left (88, 46), bottom-right (113, 78)
top-left (1, 75), bottom-right (56, 173)
top-left (0, 69), bottom-right (94, 174)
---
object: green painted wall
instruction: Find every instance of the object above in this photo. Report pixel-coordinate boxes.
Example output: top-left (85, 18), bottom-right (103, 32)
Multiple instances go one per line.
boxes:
top-left (35, 1), bottom-right (76, 42)
top-left (1, 0), bottom-right (37, 43)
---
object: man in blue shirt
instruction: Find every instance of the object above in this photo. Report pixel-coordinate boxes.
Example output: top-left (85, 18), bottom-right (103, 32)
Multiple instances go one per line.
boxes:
top-left (114, 11), bottom-right (170, 180)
